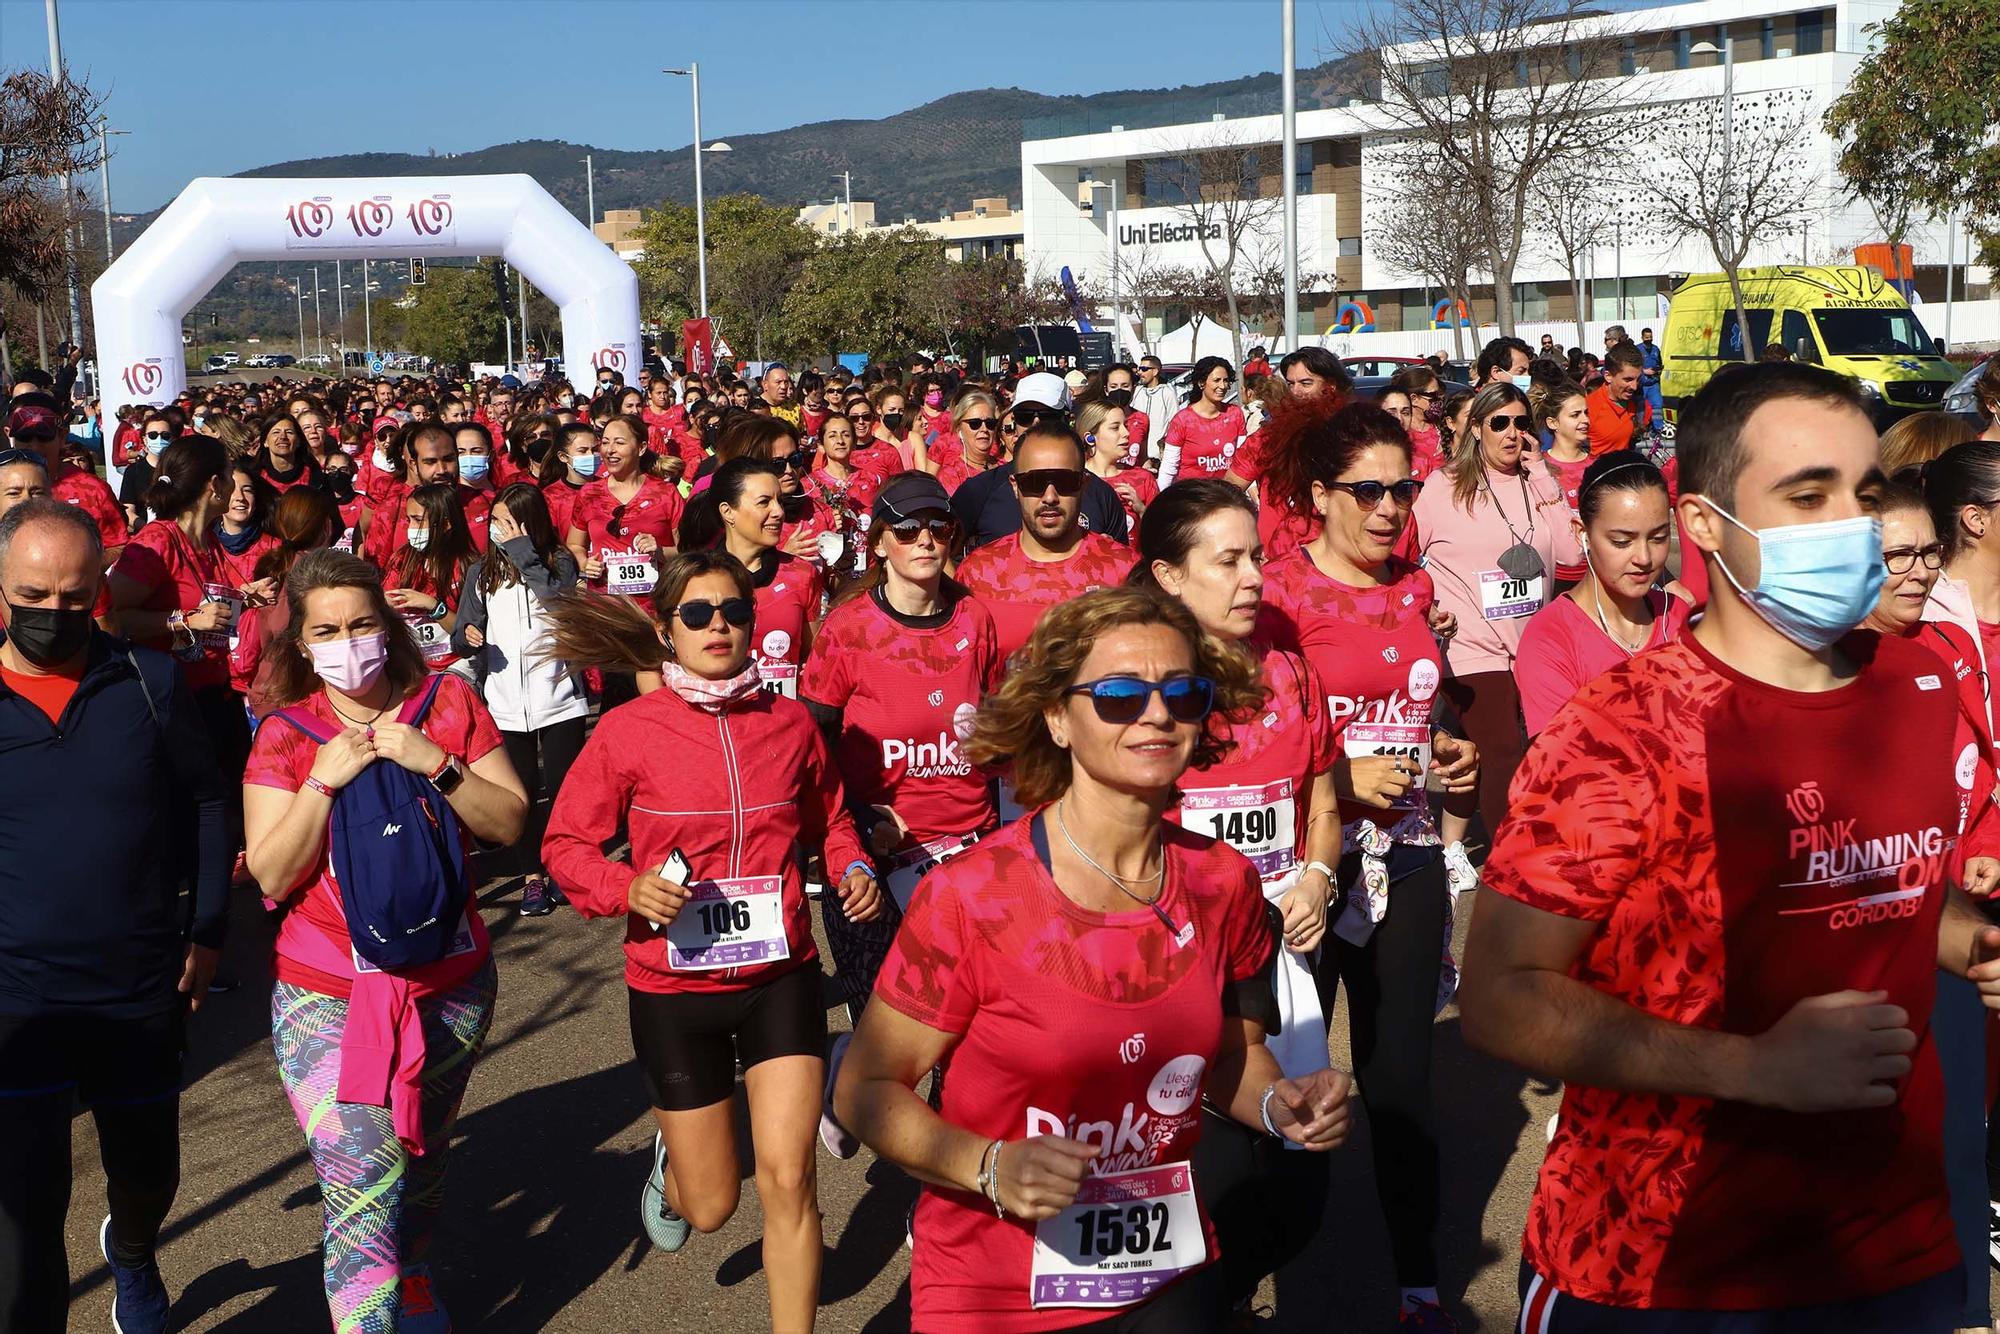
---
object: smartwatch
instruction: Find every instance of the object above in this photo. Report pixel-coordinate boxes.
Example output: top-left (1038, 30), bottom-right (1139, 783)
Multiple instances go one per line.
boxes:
top-left (429, 755), bottom-right (466, 795)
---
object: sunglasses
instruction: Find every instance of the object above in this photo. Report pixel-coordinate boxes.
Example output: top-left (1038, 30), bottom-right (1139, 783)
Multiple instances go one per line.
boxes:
top-left (1487, 414), bottom-right (1531, 432)
top-left (774, 453), bottom-right (806, 472)
top-left (1015, 468), bottom-right (1085, 497)
top-left (1326, 478), bottom-right (1423, 510)
top-left (1011, 405), bottom-right (1062, 426)
top-left (1065, 675), bottom-right (1216, 725)
top-left (1883, 542), bottom-right (1946, 575)
top-left (962, 417), bottom-right (1000, 432)
top-left (673, 597), bottom-right (755, 630)
top-left (0, 448), bottom-right (41, 467)
top-left (887, 516), bottom-right (954, 542)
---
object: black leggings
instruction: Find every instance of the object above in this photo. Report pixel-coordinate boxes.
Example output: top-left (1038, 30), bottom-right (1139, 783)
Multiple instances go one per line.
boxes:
top-left (0, 1008), bottom-right (185, 1332)
top-left (822, 854), bottom-right (908, 1024)
top-left (1314, 851), bottom-right (1447, 1288)
top-left (497, 717), bottom-right (588, 881)
top-left (1191, 1107), bottom-right (1329, 1304)
top-left (193, 684), bottom-right (252, 849)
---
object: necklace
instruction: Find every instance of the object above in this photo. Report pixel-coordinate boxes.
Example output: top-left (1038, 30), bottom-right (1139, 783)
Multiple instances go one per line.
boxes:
top-left (327, 693), bottom-right (396, 730)
top-left (1589, 582), bottom-right (1649, 655)
top-left (1055, 798), bottom-right (1182, 935)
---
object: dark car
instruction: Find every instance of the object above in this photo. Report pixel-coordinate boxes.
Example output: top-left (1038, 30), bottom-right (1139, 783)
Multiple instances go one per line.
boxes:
top-left (1338, 355), bottom-right (1430, 398)
top-left (271, 354), bottom-right (297, 368)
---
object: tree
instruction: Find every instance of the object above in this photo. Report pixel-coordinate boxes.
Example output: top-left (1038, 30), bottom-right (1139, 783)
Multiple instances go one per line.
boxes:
top-left (783, 229), bottom-right (951, 363)
top-left (1152, 132), bottom-right (1284, 368)
top-left (1237, 247), bottom-right (1334, 344)
top-left (1626, 89), bottom-right (1824, 363)
top-left (1825, 0), bottom-right (2000, 273)
top-left (400, 262), bottom-right (505, 367)
top-left (1, 67), bottom-right (105, 364)
top-left (1363, 147), bottom-right (1488, 359)
top-left (1537, 158), bottom-right (1620, 348)
top-left (1334, 0), bottom-right (1630, 335)
top-left (632, 194), bottom-right (816, 361)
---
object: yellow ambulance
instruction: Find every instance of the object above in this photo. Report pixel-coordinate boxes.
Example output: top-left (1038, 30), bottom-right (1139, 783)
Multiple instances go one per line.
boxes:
top-left (1660, 265), bottom-right (1960, 426)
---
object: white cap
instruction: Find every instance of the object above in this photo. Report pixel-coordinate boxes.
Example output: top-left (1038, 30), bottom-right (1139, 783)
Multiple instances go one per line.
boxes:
top-left (1063, 369), bottom-right (1089, 393)
top-left (1014, 371), bottom-right (1072, 411)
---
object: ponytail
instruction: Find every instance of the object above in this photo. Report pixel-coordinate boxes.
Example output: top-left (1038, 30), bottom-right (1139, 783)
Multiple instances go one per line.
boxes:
top-left (536, 591), bottom-right (666, 675)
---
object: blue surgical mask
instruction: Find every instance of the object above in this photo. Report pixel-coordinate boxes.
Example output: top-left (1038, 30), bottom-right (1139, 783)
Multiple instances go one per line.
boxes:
top-left (1510, 374), bottom-right (1534, 392)
top-left (457, 453), bottom-right (490, 483)
top-left (1697, 496), bottom-right (1885, 651)
top-left (571, 453), bottom-right (601, 478)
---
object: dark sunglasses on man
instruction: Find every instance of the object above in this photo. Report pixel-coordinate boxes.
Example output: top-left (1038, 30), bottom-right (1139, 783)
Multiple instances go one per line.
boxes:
top-left (1014, 468), bottom-right (1085, 498)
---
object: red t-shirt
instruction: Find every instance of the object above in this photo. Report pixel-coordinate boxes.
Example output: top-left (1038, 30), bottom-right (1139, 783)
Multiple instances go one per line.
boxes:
top-left (1167, 644), bottom-right (1335, 883)
top-left (957, 533), bottom-right (1135, 662)
top-left (110, 520), bottom-right (234, 690)
top-left (874, 819), bottom-right (1272, 1332)
top-left (750, 552), bottom-right (823, 691)
top-left (934, 444), bottom-right (986, 498)
top-left (1515, 590), bottom-right (1691, 736)
top-left (541, 478), bottom-right (584, 542)
top-left (851, 438), bottom-right (906, 482)
top-left (1541, 452), bottom-right (1591, 582)
top-left (1122, 409), bottom-right (1151, 464)
top-left (1258, 552), bottom-right (1442, 836)
top-left (1, 663), bottom-right (82, 724)
top-left (801, 593), bottom-right (1002, 842)
top-left (360, 485), bottom-right (491, 568)
top-left (1485, 631), bottom-right (1990, 1310)
top-left (568, 475), bottom-right (685, 586)
top-left (1105, 467), bottom-right (1157, 539)
top-left (1163, 404), bottom-right (1247, 482)
top-left (54, 463), bottom-right (129, 547)
top-left (244, 673), bottom-right (503, 999)
top-left (642, 404), bottom-right (687, 454)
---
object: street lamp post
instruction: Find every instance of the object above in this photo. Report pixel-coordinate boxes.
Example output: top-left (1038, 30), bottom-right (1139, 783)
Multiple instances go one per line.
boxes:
top-left (335, 259), bottom-right (347, 377)
top-left (362, 259), bottom-right (373, 367)
top-left (312, 265), bottom-right (324, 362)
top-left (43, 0), bottom-right (83, 355)
top-left (294, 280), bottom-right (306, 362)
top-left (97, 118), bottom-right (127, 262)
top-left (1280, 0), bottom-right (1299, 350)
top-left (833, 171), bottom-right (853, 235)
top-left (581, 153), bottom-right (595, 229)
top-left (665, 65), bottom-right (710, 317)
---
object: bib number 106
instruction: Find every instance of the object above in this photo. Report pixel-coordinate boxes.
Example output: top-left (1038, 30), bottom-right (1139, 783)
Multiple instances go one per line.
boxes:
top-left (695, 900), bottom-right (752, 936)
top-left (1073, 1203), bottom-right (1174, 1259)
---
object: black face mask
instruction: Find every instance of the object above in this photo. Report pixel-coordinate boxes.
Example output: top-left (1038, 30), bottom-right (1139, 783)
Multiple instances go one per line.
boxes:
top-left (1104, 389), bottom-right (1133, 408)
top-left (5, 603), bottom-right (93, 668)
top-left (326, 473), bottom-right (356, 503)
top-left (881, 412), bottom-right (905, 432)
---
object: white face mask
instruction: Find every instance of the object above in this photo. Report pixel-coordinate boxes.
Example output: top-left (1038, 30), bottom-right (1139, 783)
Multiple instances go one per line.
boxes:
top-left (406, 525), bottom-right (431, 551)
top-left (372, 446), bottom-right (392, 472)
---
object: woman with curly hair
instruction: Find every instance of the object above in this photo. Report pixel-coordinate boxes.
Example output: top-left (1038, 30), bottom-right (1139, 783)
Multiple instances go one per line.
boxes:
top-left (835, 584), bottom-right (1354, 1333)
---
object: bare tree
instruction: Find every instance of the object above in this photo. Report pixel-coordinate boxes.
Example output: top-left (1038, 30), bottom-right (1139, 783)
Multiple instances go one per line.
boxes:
top-left (1363, 147), bottom-right (1488, 359)
top-left (1152, 131), bottom-right (1284, 367)
top-left (1536, 162), bottom-right (1619, 348)
top-left (1624, 88), bottom-right (1825, 363)
top-left (1334, 0), bottom-right (1630, 335)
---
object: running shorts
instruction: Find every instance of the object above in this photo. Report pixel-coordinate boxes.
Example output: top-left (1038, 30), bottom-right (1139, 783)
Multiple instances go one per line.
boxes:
top-left (627, 964), bottom-right (827, 1111)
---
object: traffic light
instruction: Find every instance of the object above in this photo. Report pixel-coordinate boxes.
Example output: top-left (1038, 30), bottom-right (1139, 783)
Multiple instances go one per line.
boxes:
top-left (409, 257), bottom-right (427, 286)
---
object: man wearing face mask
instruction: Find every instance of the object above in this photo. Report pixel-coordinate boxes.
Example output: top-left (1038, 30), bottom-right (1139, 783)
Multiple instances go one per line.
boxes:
top-left (1464, 360), bottom-right (2000, 1334)
top-left (1475, 336), bottom-right (1534, 391)
top-left (0, 499), bottom-right (229, 1333)
top-left (358, 423), bottom-right (490, 568)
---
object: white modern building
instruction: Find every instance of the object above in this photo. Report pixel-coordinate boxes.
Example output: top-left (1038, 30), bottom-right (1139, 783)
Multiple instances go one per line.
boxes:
top-left (1020, 0), bottom-right (1992, 355)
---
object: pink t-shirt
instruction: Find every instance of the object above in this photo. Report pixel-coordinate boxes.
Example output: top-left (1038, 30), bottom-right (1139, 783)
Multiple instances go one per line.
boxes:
top-left (1514, 589), bottom-right (1692, 735)
top-left (1163, 404), bottom-right (1247, 483)
top-left (1410, 469), bottom-right (1581, 679)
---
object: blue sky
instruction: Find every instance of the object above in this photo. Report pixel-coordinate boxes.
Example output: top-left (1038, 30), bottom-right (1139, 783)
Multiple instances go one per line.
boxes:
top-left (0, 0), bottom-right (1345, 211)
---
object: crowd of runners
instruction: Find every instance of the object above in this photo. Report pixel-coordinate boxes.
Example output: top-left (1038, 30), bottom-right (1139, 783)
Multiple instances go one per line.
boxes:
top-left (4, 339), bottom-right (2000, 1334)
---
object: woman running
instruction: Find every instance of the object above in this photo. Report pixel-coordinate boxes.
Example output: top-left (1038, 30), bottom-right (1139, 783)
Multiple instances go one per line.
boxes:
top-left (242, 549), bottom-right (527, 1334)
top-left (678, 457), bottom-right (822, 699)
top-left (1410, 381), bottom-right (1577, 845)
top-left (835, 584), bottom-right (1352, 1332)
top-left (385, 482), bottom-right (480, 676)
top-left (1160, 357), bottom-right (1247, 487)
top-left (1079, 400), bottom-right (1156, 537)
top-left (1254, 399), bottom-right (1480, 1331)
top-left (539, 552), bottom-right (881, 1331)
top-left (452, 482), bottom-right (587, 920)
top-left (251, 414), bottom-right (322, 494)
top-left (1133, 479), bottom-right (1344, 1315)
top-left (1515, 452), bottom-right (1690, 737)
top-left (802, 412), bottom-right (879, 576)
top-left (563, 413), bottom-right (682, 709)
top-left (537, 421), bottom-right (600, 540)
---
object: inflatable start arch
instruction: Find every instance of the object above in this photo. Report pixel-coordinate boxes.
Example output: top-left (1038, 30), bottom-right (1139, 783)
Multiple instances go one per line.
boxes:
top-left (92, 174), bottom-right (642, 419)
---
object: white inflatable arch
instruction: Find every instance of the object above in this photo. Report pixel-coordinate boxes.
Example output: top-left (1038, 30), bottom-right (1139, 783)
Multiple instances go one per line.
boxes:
top-left (92, 174), bottom-right (641, 418)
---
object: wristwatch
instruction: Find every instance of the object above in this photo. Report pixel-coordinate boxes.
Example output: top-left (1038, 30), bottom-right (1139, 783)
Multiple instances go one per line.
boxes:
top-left (429, 756), bottom-right (466, 795)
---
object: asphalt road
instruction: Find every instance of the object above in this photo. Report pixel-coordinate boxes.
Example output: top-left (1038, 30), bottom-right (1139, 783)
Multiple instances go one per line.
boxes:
top-left (51, 870), bottom-right (1576, 1334)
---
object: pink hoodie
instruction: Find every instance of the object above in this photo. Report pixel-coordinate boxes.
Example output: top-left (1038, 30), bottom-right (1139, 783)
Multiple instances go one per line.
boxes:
top-left (1412, 469), bottom-right (1581, 679)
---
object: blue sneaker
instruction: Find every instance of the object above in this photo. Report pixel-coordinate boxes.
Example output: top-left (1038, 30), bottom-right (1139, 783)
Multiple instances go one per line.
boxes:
top-left (519, 876), bottom-right (557, 917)
top-left (640, 1132), bottom-right (690, 1253)
top-left (99, 1215), bottom-right (169, 1334)
top-left (398, 1264), bottom-right (451, 1334)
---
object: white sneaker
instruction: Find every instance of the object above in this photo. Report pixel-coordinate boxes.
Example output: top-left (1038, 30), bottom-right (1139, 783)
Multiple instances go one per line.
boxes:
top-left (819, 1032), bottom-right (860, 1159)
top-left (1443, 842), bottom-right (1479, 897)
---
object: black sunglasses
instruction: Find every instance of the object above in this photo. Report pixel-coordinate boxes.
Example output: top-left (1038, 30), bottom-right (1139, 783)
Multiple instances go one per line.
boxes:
top-left (961, 417), bottom-right (1000, 432)
top-left (1065, 675), bottom-right (1215, 725)
top-left (775, 453), bottom-right (806, 472)
top-left (887, 516), bottom-right (954, 543)
top-left (673, 597), bottom-right (755, 630)
top-left (1011, 405), bottom-right (1062, 427)
top-left (1015, 468), bottom-right (1085, 497)
top-left (1487, 414), bottom-right (1531, 432)
top-left (1325, 478), bottom-right (1423, 510)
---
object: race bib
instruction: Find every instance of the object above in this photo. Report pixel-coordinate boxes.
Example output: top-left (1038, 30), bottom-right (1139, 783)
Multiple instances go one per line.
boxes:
top-left (1478, 569), bottom-right (1544, 620)
top-left (334, 525), bottom-right (355, 554)
top-left (664, 874), bottom-right (789, 971)
top-left (1179, 778), bottom-right (1296, 880)
top-left (884, 832), bottom-right (980, 911)
top-left (201, 581), bottom-right (244, 652)
top-left (1342, 723), bottom-right (1432, 809)
top-left (406, 614), bottom-right (453, 665)
top-left (353, 912), bottom-right (476, 974)
top-left (604, 547), bottom-right (657, 597)
top-left (1030, 1163), bottom-right (1207, 1310)
top-left (759, 661), bottom-right (800, 699)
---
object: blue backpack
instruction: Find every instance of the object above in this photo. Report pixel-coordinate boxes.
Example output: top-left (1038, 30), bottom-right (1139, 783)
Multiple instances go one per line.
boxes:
top-left (277, 676), bottom-right (469, 970)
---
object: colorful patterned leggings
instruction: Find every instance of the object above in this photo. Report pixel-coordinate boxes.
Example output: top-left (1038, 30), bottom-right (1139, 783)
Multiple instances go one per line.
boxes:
top-left (271, 961), bottom-right (496, 1334)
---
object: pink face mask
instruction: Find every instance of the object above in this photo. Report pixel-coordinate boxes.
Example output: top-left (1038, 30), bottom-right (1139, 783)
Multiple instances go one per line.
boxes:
top-left (924, 391), bottom-right (943, 408)
top-left (307, 631), bottom-right (389, 694)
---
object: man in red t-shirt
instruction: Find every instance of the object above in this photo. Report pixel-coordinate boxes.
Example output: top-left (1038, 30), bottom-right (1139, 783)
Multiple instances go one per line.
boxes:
top-left (358, 422), bottom-right (490, 567)
top-left (956, 423), bottom-right (1135, 660)
top-left (1585, 342), bottom-right (1651, 457)
top-left (1464, 362), bottom-right (2000, 1332)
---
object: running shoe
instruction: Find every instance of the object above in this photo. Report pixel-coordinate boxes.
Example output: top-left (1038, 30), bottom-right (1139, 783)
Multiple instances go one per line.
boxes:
top-left (398, 1264), bottom-right (451, 1334)
top-left (640, 1132), bottom-right (691, 1253)
top-left (519, 876), bottom-right (558, 917)
top-left (99, 1215), bottom-right (170, 1334)
top-left (1398, 1297), bottom-right (1459, 1332)
top-left (1443, 841), bottom-right (1479, 897)
top-left (1988, 1199), bottom-right (2000, 1270)
top-left (820, 1031), bottom-right (861, 1159)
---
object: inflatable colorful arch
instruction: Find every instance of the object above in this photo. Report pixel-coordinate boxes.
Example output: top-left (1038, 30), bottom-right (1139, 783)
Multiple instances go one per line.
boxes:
top-left (1330, 299), bottom-right (1376, 334)
top-left (1432, 298), bottom-right (1472, 330)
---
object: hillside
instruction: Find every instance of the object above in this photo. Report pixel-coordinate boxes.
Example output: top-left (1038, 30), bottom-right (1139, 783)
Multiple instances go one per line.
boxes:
top-left (122, 62), bottom-right (1356, 341)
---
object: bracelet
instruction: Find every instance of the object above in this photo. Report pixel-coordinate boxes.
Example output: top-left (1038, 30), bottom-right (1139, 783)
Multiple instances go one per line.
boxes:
top-left (1304, 860), bottom-right (1336, 886)
top-left (981, 1138), bottom-right (1007, 1217)
top-left (843, 859), bottom-right (876, 883)
top-left (426, 755), bottom-right (454, 784)
top-left (1258, 1083), bottom-right (1282, 1138)
top-left (303, 775), bottom-right (337, 799)
top-left (975, 1137), bottom-right (998, 1200)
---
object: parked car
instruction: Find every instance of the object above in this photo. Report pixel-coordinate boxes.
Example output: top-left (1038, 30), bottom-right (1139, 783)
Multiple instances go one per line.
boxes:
top-left (244, 354), bottom-right (275, 368)
top-left (1338, 355), bottom-right (1430, 398)
top-left (202, 355), bottom-right (231, 374)
top-left (271, 354), bottom-right (297, 368)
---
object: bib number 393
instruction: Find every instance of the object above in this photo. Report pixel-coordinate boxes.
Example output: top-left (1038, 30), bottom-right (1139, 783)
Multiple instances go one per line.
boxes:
top-left (664, 874), bottom-right (789, 971)
top-left (604, 548), bottom-right (656, 596)
top-left (1030, 1163), bottom-right (1206, 1309)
